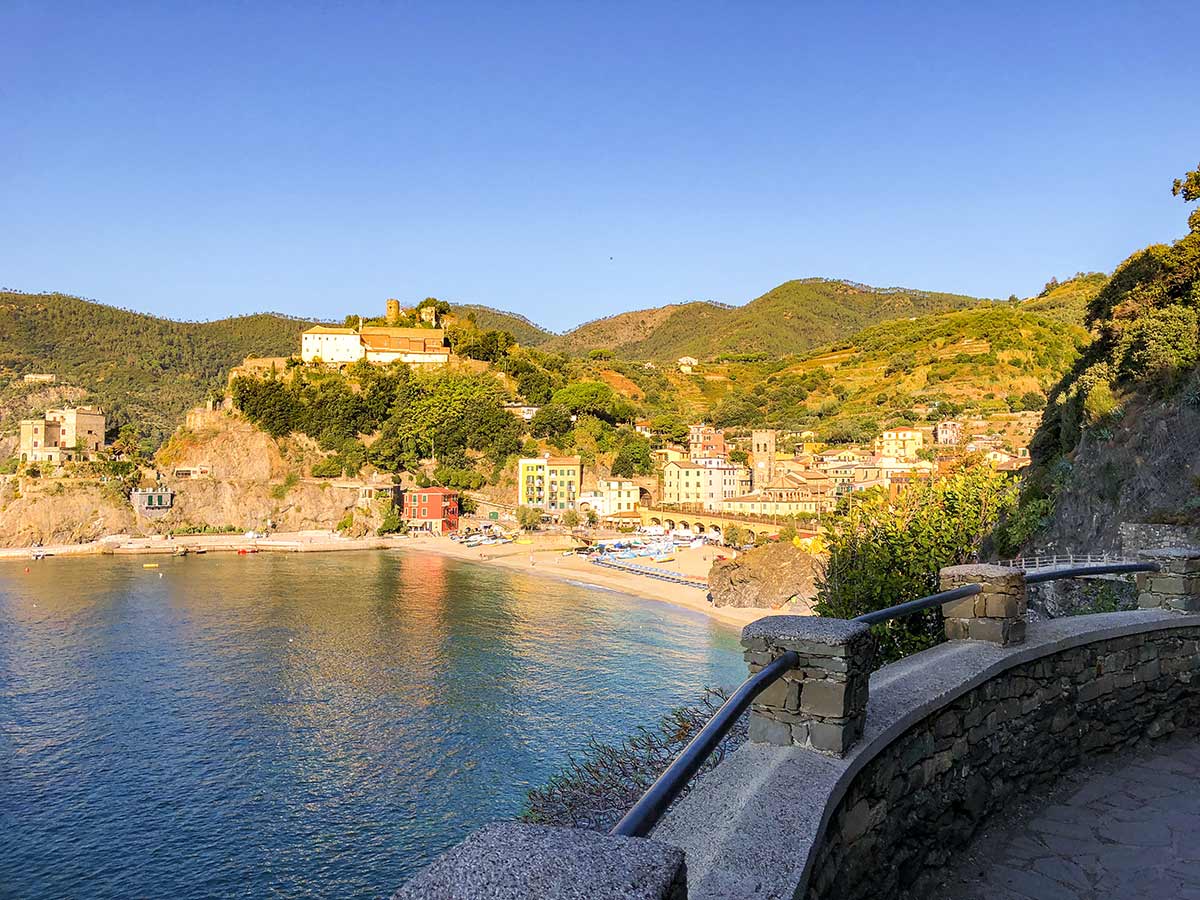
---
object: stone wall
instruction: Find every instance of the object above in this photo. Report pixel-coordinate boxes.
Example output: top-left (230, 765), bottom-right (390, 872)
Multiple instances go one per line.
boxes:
top-left (804, 626), bottom-right (1200, 900)
top-left (1120, 522), bottom-right (1200, 555)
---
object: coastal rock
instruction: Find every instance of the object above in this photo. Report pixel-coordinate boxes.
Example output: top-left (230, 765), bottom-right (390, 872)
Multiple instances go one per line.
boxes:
top-left (708, 543), bottom-right (821, 610)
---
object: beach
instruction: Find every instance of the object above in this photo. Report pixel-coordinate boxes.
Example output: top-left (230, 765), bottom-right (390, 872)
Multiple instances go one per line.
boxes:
top-left (400, 531), bottom-right (786, 628)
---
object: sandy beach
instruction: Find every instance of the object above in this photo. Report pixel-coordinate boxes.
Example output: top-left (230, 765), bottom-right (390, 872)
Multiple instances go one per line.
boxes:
top-left (398, 531), bottom-right (784, 628)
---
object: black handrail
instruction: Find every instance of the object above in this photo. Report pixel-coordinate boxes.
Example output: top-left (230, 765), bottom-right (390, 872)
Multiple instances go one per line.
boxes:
top-left (611, 559), bottom-right (1159, 838)
top-left (1024, 562), bottom-right (1157, 584)
top-left (608, 649), bottom-right (800, 839)
top-left (852, 583), bottom-right (981, 626)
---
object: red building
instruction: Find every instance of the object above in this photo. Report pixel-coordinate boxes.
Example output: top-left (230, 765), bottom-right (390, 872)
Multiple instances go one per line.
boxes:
top-left (402, 487), bottom-right (460, 534)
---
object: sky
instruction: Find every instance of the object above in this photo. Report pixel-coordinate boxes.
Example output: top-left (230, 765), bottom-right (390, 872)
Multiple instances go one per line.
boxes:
top-left (1, 2), bottom-right (1198, 332)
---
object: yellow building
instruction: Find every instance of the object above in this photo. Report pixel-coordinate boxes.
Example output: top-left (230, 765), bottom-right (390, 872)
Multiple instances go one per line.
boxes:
top-left (19, 407), bottom-right (106, 463)
top-left (873, 429), bottom-right (924, 459)
top-left (518, 455), bottom-right (583, 513)
top-left (661, 461), bottom-right (706, 507)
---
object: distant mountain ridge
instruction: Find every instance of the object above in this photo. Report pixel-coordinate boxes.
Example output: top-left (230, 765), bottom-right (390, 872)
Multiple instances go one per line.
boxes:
top-left (542, 278), bottom-right (985, 360)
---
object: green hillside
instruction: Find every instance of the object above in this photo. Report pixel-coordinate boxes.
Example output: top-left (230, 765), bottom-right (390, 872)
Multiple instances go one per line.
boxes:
top-left (1020, 272), bottom-right (1107, 326)
top-left (683, 304), bottom-right (1088, 440)
top-left (451, 303), bottom-right (554, 346)
top-left (544, 279), bottom-right (984, 360)
top-left (0, 291), bottom-right (313, 442)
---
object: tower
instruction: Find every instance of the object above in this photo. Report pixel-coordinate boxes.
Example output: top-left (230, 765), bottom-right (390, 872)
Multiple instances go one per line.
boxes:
top-left (752, 429), bottom-right (776, 488)
top-left (386, 298), bottom-right (401, 322)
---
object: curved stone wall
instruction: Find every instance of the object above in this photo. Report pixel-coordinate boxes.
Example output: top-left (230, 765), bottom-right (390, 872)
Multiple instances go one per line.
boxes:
top-left (804, 625), bottom-right (1200, 900)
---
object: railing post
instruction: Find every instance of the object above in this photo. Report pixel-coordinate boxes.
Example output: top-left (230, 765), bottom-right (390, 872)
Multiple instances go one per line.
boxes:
top-left (1136, 548), bottom-right (1200, 611)
top-left (741, 617), bottom-right (874, 757)
top-left (939, 564), bottom-right (1027, 646)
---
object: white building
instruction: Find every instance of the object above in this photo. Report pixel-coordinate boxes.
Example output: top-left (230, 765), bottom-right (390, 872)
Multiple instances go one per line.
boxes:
top-left (300, 327), bottom-right (367, 364)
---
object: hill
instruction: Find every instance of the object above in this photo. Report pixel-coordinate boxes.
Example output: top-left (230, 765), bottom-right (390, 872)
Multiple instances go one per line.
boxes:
top-left (1020, 272), bottom-right (1107, 326)
top-left (450, 304), bottom-right (554, 346)
top-left (544, 279), bottom-right (984, 360)
top-left (675, 304), bottom-right (1088, 441)
top-left (0, 291), bottom-right (313, 442)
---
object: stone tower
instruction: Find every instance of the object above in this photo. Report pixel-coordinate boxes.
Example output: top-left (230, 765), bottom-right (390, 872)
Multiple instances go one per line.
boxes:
top-left (386, 298), bottom-right (401, 322)
top-left (752, 429), bottom-right (776, 488)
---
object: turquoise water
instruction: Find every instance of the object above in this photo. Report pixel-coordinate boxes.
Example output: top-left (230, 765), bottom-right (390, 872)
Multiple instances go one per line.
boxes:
top-left (0, 552), bottom-right (743, 898)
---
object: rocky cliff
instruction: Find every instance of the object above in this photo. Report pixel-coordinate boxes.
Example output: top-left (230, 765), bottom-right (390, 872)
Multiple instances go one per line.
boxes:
top-left (708, 543), bottom-right (821, 610)
top-left (1033, 392), bottom-right (1200, 555)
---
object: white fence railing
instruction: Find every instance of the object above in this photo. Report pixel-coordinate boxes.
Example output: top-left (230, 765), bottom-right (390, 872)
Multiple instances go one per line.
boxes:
top-left (997, 552), bottom-right (1133, 573)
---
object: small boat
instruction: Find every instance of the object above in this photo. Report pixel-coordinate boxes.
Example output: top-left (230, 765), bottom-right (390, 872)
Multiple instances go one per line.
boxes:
top-left (237, 548), bottom-right (258, 555)
top-left (30, 550), bottom-right (52, 560)
top-left (193, 548), bottom-right (207, 555)
top-left (653, 554), bottom-right (675, 563)
top-left (142, 563), bottom-right (160, 569)
top-left (173, 547), bottom-right (189, 557)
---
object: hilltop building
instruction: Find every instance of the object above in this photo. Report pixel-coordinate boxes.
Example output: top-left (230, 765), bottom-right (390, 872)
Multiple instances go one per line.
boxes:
top-left (678, 356), bottom-right (698, 374)
top-left (22, 373), bottom-right (56, 383)
top-left (19, 407), bottom-right (106, 463)
top-left (300, 301), bottom-right (450, 367)
top-left (518, 454), bottom-right (583, 514)
top-left (402, 486), bottom-right (460, 534)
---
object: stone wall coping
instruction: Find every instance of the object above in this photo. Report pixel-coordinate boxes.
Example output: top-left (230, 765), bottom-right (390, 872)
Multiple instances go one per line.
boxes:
top-left (741, 615), bottom-right (870, 648)
top-left (393, 822), bottom-right (686, 899)
top-left (1137, 546), bottom-right (1200, 559)
top-left (939, 563), bottom-right (1019, 578)
top-left (653, 608), bottom-right (1200, 900)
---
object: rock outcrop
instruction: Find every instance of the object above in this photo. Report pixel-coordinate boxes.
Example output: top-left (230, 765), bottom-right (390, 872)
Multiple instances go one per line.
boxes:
top-left (708, 543), bottom-right (821, 610)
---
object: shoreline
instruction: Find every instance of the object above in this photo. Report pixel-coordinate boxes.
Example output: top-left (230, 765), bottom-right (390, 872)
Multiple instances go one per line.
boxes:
top-left (0, 530), bottom-right (787, 629)
top-left (396, 533), bottom-right (783, 629)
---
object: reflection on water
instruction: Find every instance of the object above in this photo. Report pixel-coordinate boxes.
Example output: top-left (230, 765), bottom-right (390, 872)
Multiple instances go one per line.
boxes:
top-left (0, 552), bottom-right (742, 898)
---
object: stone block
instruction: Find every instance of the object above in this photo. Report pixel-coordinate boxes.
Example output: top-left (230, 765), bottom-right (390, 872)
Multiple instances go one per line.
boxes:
top-left (757, 677), bottom-right (800, 710)
top-left (801, 680), bottom-right (849, 718)
top-left (984, 594), bottom-right (1026, 619)
top-left (1150, 574), bottom-right (1200, 595)
top-left (968, 618), bottom-right (1025, 646)
top-left (942, 596), bottom-right (977, 619)
top-left (944, 617), bottom-right (969, 641)
top-left (1168, 595), bottom-right (1200, 612)
top-left (1139, 591), bottom-right (1168, 609)
top-left (808, 719), bottom-right (861, 756)
top-left (393, 823), bottom-right (687, 900)
top-left (748, 715), bottom-right (793, 746)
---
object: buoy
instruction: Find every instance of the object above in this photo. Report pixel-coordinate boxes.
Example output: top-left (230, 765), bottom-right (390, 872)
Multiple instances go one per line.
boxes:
top-left (24, 567), bottom-right (29, 573)
top-left (158, 573), bottom-right (163, 578)
top-left (143, 563), bottom-right (159, 569)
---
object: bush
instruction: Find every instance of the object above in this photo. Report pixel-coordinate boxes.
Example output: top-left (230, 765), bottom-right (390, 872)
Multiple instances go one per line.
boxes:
top-left (311, 457), bottom-right (342, 478)
top-left (521, 687), bottom-right (742, 832)
top-left (377, 500), bottom-right (404, 535)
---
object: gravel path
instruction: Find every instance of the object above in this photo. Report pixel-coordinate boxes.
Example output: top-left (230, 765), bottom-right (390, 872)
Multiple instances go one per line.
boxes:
top-left (929, 735), bottom-right (1200, 899)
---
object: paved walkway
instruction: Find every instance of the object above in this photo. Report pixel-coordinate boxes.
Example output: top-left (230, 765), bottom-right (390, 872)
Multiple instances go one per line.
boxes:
top-left (932, 736), bottom-right (1200, 900)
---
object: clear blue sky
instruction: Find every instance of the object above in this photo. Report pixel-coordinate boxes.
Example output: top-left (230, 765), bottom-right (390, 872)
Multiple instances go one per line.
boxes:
top-left (2, 2), bottom-right (1197, 331)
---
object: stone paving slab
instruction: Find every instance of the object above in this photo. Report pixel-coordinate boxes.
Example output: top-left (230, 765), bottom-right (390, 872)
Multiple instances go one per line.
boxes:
top-left (926, 735), bottom-right (1200, 900)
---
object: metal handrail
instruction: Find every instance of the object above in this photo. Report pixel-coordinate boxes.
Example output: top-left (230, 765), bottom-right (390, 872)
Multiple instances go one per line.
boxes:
top-left (608, 649), bottom-right (800, 838)
top-left (611, 559), bottom-right (1159, 838)
top-left (852, 584), bottom-right (981, 626)
top-left (1024, 561), bottom-right (1157, 583)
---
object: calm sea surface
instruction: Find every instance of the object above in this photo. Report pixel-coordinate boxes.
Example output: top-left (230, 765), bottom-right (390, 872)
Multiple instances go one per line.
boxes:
top-left (0, 551), bottom-right (743, 898)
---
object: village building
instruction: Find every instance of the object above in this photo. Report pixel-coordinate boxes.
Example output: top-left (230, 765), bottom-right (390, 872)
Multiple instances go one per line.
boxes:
top-left (518, 454), bottom-right (583, 513)
top-left (131, 486), bottom-right (175, 518)
top-left (873, 428), bottom-right (924, 459)
top-left (300, 326), bottom-right (365, 364)
top-left (722, 471), bottom-right (836, 517)
top-left (662, 460), bottom-right (751, 510)
top-left (651, 446), bottom-right (689, 467)
top-left (677, 356), bottom-right (698, 374)
top-left (19, 406), bottom-right (106, 463)
top-left (634, 420), bottom-right (653, 437)
top-left (577, 478), bottom-right (641, 519)
top-left (503, 403), bottom-right (541, 423)
top-left (22, 373), bottom-right (56, 383)
top-left (687, 425), bottom-right (727, 460)
top-left (933, 420), bottom-right (964, 445)
top-left (402, 486), bottom-right (459, 534)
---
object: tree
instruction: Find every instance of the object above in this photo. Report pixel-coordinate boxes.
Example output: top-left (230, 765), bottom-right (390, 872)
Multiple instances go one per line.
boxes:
top-left (585, 509), bottom-right (599, 527)
top-left (1173, 161), bottom-right (1200, 233)
top-left (610, 435), bottom-right (652, 477)
top-left (530, 403), bottom-right (574, 438)
top-left (517, 505), bottom-right (543, 530)
top-left (814, 463), bottom-right (1018, 664)
top-left (517, 369), bottom-right (553, 405)
top-left (723, 524), bottom-right (747, 547)
top-left (1020, 391), bottom-right (1046, 411)
top-left (562, 509), bottom-right (581, 528)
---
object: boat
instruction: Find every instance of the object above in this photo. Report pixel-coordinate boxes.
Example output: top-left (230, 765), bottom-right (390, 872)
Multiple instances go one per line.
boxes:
top-left (173, 547), bottom-right (189, 557)
top-left (30, 550), bottom-right (53, 560)
top-left (237, 548), bottom-right (258, 555)
top-left (193, 548), bottom-right (207, 555)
